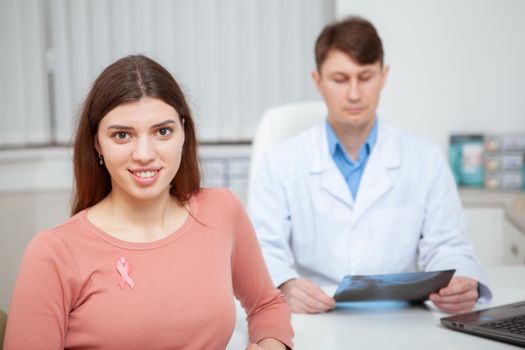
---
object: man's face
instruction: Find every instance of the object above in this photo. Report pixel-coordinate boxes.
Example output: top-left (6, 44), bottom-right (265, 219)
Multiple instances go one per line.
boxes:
top-left (313, 49), bottom-right (388, 132)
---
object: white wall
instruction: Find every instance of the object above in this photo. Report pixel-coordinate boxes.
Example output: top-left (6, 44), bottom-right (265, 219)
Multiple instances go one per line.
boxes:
top-left (336, 0), bottom-right (525, 152)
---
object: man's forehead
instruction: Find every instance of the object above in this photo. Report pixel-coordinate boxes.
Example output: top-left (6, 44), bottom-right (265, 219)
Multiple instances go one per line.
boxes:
top-left (320, 51), bottom-right (382, 74)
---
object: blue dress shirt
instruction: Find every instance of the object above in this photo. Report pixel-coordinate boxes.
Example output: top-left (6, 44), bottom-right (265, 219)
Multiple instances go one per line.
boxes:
top-left (326, 120), bottom-right (378, 199)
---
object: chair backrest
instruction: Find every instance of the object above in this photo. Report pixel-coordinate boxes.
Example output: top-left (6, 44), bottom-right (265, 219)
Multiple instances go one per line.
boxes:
top-left (1, 308), bottom-right (7, 348)
top-left (248, 101), bottom-right (327, 198)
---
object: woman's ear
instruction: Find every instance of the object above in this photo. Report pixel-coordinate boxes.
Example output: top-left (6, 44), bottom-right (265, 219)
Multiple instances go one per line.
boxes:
top-left (94, 135), bottom-right (101, 155)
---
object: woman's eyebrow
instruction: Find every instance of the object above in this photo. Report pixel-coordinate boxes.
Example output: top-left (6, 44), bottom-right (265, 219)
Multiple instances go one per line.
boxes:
top-left (151, 119), bottom-right (176, 128)
top-left (106, 119), bottom-right (176, 130)
top-left (107, 124), bottom-right (133, 130)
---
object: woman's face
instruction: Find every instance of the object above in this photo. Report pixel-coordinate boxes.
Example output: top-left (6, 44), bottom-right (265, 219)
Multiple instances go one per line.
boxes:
top-left (96, 97), bottom-right (185, 202)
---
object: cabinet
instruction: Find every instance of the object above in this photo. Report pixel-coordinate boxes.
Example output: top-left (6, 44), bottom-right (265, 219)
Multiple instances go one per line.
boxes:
top-left (503, 219), bottom-right (525, 265)
top-left (464, 207), bottom-right (504, 266)
top-left (462, 189), bottom-right (525, 267)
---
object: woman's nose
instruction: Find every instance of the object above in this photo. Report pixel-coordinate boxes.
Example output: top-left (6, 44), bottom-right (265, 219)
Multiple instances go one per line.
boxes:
top-left (132, 137), bottom-right (155, 163)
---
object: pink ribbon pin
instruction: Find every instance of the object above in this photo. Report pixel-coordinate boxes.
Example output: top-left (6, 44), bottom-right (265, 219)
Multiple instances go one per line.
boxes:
top-left (116, 257), bottom-right (135, 289)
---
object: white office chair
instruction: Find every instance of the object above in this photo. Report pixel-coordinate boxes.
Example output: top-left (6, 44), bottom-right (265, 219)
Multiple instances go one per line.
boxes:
top-left (247, 101), bottom-right (327, 198)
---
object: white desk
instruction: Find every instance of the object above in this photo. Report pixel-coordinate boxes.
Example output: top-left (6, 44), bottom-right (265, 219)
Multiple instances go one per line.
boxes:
top-left (227, 267), bottom-right (525, 349)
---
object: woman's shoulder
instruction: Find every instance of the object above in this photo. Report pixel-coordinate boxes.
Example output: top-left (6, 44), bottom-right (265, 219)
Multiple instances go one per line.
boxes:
top-left (29, 212), bottom-right (87, 250)
top-left (192, 187), bottom-right (243, 204)
top-left (21, 212), bottom-right (87, 267)
top-left (191, 188), bottom-right (243, 214)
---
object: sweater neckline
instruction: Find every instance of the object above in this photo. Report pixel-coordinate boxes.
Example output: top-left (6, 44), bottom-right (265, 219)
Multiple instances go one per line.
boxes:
top-left (78, 196), bottom-right (197, 250)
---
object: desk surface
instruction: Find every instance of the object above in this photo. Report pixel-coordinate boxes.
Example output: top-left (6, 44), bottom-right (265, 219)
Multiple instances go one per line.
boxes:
top-left (228, 266), bottom-right (525, 349)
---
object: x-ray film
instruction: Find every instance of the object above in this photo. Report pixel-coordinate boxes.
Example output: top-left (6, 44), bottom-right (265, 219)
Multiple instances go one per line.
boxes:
top-left (334, 270), bottom-right (455, 302)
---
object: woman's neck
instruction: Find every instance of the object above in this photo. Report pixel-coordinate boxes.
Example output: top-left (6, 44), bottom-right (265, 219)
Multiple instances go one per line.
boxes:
top-left (88, 190), bottom-right (188, 243)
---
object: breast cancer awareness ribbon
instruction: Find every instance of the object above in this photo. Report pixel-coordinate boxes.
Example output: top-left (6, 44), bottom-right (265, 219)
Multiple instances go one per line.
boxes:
top-left (116, 257), bottom-right (135, 289)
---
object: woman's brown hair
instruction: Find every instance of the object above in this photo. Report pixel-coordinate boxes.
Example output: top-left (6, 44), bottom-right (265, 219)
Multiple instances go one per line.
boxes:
top-left (71, 55), bottom-right (200, 215)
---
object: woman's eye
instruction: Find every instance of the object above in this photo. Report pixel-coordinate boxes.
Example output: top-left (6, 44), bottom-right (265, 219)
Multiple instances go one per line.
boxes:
top-left (157, 127), bottom-right (173, 136)
top-left (113, 131), bottom-right (130, 140)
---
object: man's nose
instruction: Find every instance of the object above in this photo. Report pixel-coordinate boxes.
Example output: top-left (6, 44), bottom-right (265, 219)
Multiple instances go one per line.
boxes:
top-left (132, 137), bottom-right (155, 163)
top-left (346, 80), bottom-right (361, 102)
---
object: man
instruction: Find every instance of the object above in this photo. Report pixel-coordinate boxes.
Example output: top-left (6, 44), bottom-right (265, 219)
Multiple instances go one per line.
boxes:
top-left (248, 16), bottom-right (491, 314)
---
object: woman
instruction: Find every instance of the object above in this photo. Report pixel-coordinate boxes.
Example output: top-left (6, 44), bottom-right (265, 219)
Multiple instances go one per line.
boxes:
top-left (4, 55), bottom-right (293, 350)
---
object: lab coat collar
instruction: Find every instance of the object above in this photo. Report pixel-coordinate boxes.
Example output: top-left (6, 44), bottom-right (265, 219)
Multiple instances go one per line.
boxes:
top-left (309, 122), bottom-right (352, 205)
top-left (310, 119), bottom-right (402, 213)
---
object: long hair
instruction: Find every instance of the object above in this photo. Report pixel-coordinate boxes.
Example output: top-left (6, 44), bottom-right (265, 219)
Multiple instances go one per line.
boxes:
top-left (71, 55), bottom-right (200, 215)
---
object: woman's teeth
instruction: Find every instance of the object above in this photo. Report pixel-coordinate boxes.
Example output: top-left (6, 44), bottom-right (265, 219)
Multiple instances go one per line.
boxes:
top-left (136, 171), bottom-right (155, 178)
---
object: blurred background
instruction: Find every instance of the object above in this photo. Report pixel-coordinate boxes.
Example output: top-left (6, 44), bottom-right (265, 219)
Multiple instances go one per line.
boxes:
top-left (1, 0), bottom-right (524, 311)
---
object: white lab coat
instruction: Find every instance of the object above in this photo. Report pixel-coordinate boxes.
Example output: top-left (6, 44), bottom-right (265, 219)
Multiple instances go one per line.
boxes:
top-left (248, 120), bottom-right (491, 301)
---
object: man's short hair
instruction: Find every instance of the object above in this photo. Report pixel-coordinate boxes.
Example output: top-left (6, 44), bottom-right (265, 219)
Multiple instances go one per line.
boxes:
top-left (315, 16), bottom-right (384, 70)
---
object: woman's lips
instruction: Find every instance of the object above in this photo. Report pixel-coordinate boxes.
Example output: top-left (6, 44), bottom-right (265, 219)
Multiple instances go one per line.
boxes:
top-left (128, 168), bottom-right (162, 186)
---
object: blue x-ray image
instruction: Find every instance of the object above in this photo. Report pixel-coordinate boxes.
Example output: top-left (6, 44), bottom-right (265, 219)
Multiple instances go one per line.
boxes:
top-left (334, 270), bottom-right (455, 302)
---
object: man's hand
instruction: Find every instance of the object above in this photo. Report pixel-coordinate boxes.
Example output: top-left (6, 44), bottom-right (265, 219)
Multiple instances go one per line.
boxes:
top-left (429, 276), bottom-right (479, 314)
top-left (279, 278), bottom-right (336, 314)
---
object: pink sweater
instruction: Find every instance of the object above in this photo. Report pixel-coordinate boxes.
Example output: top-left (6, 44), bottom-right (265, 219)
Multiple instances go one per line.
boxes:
top-left (4, 189), bottom-right (293, 349)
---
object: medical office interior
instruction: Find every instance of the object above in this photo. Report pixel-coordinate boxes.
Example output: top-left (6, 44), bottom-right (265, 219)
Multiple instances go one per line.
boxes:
top-left (1, 0), bottom-right (525, 347)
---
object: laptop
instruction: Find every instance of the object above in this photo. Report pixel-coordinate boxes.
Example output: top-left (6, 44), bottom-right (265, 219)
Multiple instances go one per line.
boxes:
top-left (441, 300), bottom-right (525, 347)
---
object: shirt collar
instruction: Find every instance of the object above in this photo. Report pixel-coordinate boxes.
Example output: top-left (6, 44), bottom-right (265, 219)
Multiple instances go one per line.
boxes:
top-left (326, 119), bottom-right (379, 159)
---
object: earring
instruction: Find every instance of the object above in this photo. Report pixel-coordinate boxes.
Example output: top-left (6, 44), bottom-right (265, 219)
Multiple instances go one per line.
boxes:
top-left (98, 153), bottom-right (104, 165)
